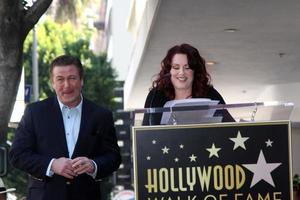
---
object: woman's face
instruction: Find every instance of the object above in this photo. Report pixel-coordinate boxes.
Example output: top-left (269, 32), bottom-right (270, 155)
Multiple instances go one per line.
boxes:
top-left (170, 53), bottom-right (194, 92)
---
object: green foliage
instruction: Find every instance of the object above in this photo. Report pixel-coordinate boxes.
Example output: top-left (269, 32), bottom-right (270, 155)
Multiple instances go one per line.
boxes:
top-left (23, 17), bottom-right (117, 107)
top-left (2, 128), bottom-right (27, 199)
top-left (2, 167), bottom-right (27, 199)
top-left (83, 53), bottom-right (117, 109)
top-left (100, 177), bottom-right (114, 200)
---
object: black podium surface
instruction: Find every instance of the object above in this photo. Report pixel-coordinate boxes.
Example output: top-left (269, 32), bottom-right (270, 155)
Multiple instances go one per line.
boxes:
top-left (132, 121), bottom-right (292, 200)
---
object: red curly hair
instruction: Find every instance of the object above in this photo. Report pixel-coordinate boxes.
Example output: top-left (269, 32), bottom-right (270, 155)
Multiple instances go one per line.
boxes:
top-left (152, 43), bottom-right (211, 99)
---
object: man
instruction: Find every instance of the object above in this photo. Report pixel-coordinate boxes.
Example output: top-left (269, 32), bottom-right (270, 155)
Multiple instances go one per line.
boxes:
top-left (9, 55), bottom-right (121, 200)
top-left (0, 178), bottom-right (16, 200)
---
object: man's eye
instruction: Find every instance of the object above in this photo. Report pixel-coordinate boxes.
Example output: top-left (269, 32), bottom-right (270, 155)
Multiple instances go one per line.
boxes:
top-left (69, 77), bottom-right (77, 81)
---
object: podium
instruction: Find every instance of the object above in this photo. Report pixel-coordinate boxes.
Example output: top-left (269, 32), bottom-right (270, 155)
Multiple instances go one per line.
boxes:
top-left (131, 102), bottom-right (294, 200)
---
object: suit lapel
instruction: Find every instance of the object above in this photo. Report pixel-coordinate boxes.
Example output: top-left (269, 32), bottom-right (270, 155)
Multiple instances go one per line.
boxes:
top-left (51, 97), bottom-right (69, 157)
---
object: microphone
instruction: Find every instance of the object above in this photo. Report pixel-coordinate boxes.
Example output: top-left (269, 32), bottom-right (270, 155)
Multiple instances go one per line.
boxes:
top-left (148, 73), bottom-right (171, 125)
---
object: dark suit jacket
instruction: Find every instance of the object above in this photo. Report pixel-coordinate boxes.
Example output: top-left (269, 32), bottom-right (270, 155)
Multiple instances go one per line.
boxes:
top-left (9, 96), bottom-right (121, 200)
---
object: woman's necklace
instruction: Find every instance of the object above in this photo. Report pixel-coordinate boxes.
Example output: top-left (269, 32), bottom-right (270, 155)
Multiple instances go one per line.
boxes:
top-left (185, 94), bottom-right (192, 99)
top-left (175, 92), bottom-right (192, 100)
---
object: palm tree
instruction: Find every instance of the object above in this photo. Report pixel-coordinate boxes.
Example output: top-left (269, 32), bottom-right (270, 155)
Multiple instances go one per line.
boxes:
top-left (49, 0), bottom-right (101, 26)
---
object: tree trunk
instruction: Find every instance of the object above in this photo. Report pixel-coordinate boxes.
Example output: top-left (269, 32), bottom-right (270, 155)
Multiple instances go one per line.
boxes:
top-left (0, 0), bottom-right (52, 141)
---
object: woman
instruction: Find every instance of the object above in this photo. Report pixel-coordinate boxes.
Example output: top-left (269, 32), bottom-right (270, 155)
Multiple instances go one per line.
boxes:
top-left (143, 43), bottom-right (234, 125)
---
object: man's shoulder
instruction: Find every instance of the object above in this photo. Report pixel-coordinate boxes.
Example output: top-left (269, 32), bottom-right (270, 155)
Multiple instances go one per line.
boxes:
top-left (26, 96), bottom-right (55, 110)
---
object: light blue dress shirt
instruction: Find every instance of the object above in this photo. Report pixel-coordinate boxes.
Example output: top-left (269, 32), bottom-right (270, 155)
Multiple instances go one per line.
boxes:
top-left (46, 96), bottom-right (97, 178)
top-left (59, 99), bottom-right (82, 158)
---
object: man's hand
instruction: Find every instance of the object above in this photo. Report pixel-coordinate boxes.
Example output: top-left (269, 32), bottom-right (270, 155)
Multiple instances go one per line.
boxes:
top-left (51, 157), bottom-right (77, 179)
top-left (71, 157), bottom-right (95, 175)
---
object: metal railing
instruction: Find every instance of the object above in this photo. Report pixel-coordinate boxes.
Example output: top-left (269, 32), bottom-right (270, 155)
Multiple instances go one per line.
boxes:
top-left (0, 146), bottom-right (7, 177)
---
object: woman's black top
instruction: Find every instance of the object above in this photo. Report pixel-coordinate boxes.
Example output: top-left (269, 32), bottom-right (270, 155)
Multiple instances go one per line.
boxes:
top-left (142, 87), bottom-right (234, 125)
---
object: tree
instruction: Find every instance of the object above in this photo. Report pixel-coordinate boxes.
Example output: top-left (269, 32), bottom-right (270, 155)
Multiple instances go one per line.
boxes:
top-left (23, 17), bottom-right (117, 108)
top-left (0, 0), bottom-right (53, 141)
top-left (23, 17), bottom-right (92, 99)
top-left (83, 53), bottom-right (117, 109)
top-left (46, 0), bottom-right (101, 26)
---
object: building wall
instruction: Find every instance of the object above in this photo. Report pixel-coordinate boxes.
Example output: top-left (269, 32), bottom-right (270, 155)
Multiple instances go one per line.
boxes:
top-left (292, 126), bottom-right (300, 175)
top-left (111, 0), bottom-right (134, 81)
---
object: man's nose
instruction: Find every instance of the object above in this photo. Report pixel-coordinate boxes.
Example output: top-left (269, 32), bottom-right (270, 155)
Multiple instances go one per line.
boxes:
top-left (63, 79), bottom-right (70, 87)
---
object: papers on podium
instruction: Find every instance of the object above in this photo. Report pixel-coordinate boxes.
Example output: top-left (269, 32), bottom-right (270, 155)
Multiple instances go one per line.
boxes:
top-left (160, 98), bottom-right (222, 125)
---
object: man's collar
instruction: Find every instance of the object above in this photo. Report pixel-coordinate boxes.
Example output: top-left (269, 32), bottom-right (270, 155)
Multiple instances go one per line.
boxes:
top-left (57, 95), bottom-right (83, 111)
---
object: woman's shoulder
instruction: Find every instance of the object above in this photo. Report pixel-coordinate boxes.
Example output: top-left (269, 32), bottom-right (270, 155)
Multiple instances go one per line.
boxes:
top-left (146, 87), bottom-right (167, 98)
top-left (144, 87), bottom-right (169, 108)
top-left (206, 86), bottom-right (225, 104)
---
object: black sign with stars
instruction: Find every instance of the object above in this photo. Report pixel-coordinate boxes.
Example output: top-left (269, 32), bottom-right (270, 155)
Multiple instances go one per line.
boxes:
top-left (132, 121), bottom-right (292, 200)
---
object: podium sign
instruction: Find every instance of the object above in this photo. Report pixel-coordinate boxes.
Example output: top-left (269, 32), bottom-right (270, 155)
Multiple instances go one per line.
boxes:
top-left (132, 121), bottom-right (292, 200)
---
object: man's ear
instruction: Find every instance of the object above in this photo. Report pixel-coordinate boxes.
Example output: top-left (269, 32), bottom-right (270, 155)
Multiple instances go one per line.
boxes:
top-left (50, 78), bottom-right (55, 91)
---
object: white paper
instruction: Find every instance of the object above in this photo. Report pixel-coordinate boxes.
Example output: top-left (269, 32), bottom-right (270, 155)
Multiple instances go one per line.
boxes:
top-left (160, 98), bottom-right (221, 125)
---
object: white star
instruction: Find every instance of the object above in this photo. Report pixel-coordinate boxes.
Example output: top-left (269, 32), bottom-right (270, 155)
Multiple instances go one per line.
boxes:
top-left (152, 140), bottom-right (156, 144)
top-left (243, 150), bottom-right (281, 187)
top-left (146, 156), bottom-right (151, 160)
top-left (162, 146), bottom-right (170, 154)
top-left (179, 144), bottom-right (184, 149)
top-left (229, 131), bottom-right (249, 150)
top-left (174, 158), bottom-right (179, 162)
top-left (189, 154), bottom-right (197, 162)
top-left (265, 139), bottom-right (273, 147)
top-left (206, 143), bottom-right (221, 158)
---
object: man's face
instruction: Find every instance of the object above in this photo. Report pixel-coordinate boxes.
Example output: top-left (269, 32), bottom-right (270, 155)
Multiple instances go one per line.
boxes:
top-left (51, 65), bottom-right (83, 107)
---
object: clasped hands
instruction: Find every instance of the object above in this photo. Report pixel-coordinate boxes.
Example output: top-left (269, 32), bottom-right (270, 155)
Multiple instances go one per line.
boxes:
top-left (51, 157), bottom-right (95, 179)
